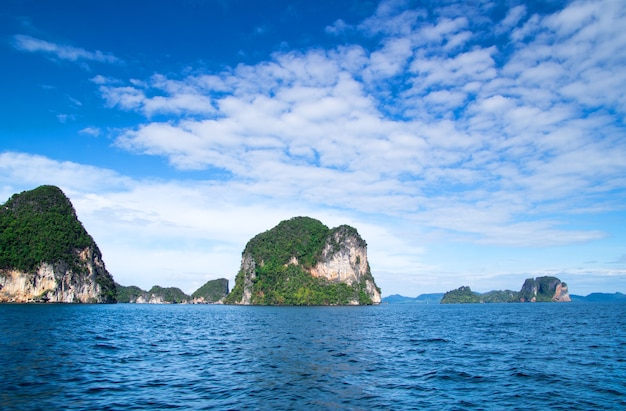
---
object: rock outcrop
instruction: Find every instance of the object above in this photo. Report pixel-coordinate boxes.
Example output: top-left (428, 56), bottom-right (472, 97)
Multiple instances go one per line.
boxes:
top-left (518, 276), bottom-right (571, 302)
top-left (115, 284), bottom-right (190, 303)
top-left (191, 278), bottom-right (229, 303)
top-left (440, 276), bottom-right (571, 304)
top-left (115, 279), bottom-right (229, 304)
top-left (226, 217), bottom-right (381, 305)
top-left (0, 185), bottom-right (116, 303)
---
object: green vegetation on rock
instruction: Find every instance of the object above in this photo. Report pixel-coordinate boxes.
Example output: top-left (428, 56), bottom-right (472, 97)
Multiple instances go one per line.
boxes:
top-left (480, 290), bottom-right (518, 303)
top-left (244, 216), bottom-right (330, 269)
top-left (191, 278), bottom-right (229, 302)
top-left (148, 286), bottom-right (189, 303)
top-left (1, 185), bottom-right (94, 272)
top-left (116, 279), bottom-right (229, 303)
top-left (0, 185), bottom-right (116, 302)
top-left (225, 217), bottom-right (379, 305)
top-left (441, 286), bottom-right (482, 304)
top-left (115, 284), bottom-right (190, 303)
top-left (115, 284), bottom-right (146, 303)
top-left (441, 276), bottom-right (569, 304)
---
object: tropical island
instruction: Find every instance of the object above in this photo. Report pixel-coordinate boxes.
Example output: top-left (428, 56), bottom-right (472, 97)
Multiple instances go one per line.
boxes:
top-left (225, 216), bottom-right (381, 305)
top-left (3, 185), bottom-right (624, 305)
top-left (116, 278), bottom-right (229, 304)
top-left (0, 185), bottom-right (116, 303)
top-left (439, 276), bottom-right (571, 303)
top-left (0, 185), bottom-right (380, 305)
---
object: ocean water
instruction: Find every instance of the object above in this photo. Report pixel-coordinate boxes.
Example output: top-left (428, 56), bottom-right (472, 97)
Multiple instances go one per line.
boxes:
top-left (1, 303), bottom-right (625, 410)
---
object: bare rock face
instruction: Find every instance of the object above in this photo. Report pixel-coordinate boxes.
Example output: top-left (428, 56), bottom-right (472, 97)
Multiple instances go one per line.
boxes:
top-left (0, 246), bottom-right (114, 303)
top-left (239, 253), bottom-right (257, 305)
top-left (311, 226), bottom-right (381, 304)
top-left (552, 282), bottom-right (572, 302)
top-left (226, 217), bottom-right (381, 305)
top-left (0, 185), bottom-right (116, 303)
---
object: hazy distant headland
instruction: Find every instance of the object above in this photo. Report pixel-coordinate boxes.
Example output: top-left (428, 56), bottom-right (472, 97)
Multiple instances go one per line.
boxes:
top-left (384, 282), bottom-right (626, 304)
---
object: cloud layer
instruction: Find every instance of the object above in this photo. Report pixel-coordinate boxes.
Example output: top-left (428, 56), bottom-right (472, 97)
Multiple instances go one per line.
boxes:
top-left (96, 0), bottom-right (626, 248)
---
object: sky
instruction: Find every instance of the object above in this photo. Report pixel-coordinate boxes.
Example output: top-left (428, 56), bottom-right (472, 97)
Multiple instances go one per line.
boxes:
top-left (1, 0), bottom-right (625, 297)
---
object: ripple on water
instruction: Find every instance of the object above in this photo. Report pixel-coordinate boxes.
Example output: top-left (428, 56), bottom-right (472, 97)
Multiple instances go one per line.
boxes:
top-left (1, 303), bottom-right (625, 410)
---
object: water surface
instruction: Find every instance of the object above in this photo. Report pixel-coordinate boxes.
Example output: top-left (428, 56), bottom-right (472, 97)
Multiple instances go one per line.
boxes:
top-left (1, 303), bottom-right (625, 410)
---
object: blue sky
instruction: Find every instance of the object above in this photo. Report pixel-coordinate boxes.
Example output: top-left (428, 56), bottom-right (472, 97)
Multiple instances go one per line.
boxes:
top-left (1, 0), bottom-right (625, 296)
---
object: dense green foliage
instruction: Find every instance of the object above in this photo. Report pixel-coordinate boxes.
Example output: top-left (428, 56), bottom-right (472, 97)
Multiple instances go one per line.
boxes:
top-left (115, 284), bottom-right (191, 303)
top-left (442, 276), bottom-right (566, 304)
top-left (441, 286), bottom-right (482, 304)
top-left (148, 286), bottom-right (189, 303)
top-left (225, 217), bottom-right (377, 305)
top-left (0, 186), bottom-right (94, 272)
top-left (0, 185), bottom-right (116, 302)
top-left (246, 263), bottom-right (372, 305)
top-left (115, 284), bottom-right (146, 303)
top-left (441, 287), bottom-right (518, 304)
top-left (191, 278), bottom-right (229, 302)
top-left (244, 216), bottom-right (330, 270)
top-left (480, 290), bottom-right (518, 303)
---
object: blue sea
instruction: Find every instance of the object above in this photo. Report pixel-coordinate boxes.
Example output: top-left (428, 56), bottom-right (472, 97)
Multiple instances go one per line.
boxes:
top-left (1, 303), bottom-right (625, 410)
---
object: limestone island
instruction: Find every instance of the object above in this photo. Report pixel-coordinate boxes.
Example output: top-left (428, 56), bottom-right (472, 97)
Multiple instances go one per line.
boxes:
top-left (441, 276), bottom-right (571, 304)
top-left (225, 216), bottom-right (381, 305)
top-left (116, 279), bottom-right (229, 304)
top-left (1, 186), bottom-right (380, 306)
top-left (0, 185), bottom-right (116, 303)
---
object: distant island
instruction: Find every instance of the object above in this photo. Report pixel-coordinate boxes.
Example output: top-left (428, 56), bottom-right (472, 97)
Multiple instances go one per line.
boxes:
top-left (383, 291), bottom-right (626, 304)
top-left (440, 277), bottom-right (571, 303)
top-left (383, 277), bottom-right (625, 304)
top-left (116, 278), bottom-right (229, 304)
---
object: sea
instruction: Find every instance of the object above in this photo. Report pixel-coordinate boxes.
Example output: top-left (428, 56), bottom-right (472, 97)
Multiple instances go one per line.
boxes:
top-left (1, 302), bottom-right (625, 410)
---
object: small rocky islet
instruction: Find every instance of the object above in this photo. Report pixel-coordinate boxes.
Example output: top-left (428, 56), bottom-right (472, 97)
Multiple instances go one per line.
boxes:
top-left (440, 276), bottom-right (571, 304)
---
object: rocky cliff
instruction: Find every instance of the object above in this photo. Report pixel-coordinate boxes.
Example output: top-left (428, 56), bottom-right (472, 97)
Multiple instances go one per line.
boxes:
top-left (0, 185), bottom-right (116, 303)
top-left (440, 276), bottom-right (571, 304)
top-left (518, 276), bottom-right (571, 302)
top-left (225, 217), bottom-right (381, 305)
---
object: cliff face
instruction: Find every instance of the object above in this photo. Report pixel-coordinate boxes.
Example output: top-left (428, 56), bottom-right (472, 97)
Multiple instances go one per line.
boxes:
top-left (226, 217), bottom-right (381, 305)
top-left (440, 276), bottom-right (571, 304)
top-left (0, 185), bottom-right (116, 303)
top-left (518, 276), bottom-right (571, 302)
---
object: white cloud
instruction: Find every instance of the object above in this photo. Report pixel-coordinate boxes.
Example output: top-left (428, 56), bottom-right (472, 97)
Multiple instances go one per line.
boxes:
top-left (497, 5), bottom-right (526, 34)
top-left (79, 127), bottom-right (101, 137)
top-left (12, 34), bottom-right (120, 64)
top-left (325, 19), bottom-right (351, 35)
top-left (92, 0), bottom-right (626, 258)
